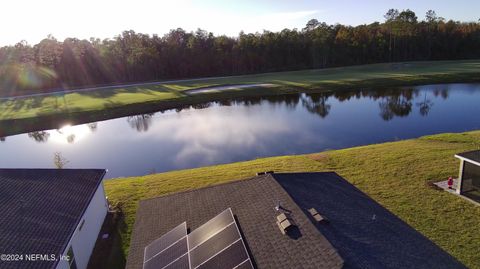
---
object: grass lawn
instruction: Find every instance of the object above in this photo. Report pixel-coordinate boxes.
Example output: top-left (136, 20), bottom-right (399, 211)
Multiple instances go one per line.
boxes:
top-left (1, 59), bottom-right (480, 121)
top-left (104, 130), bottom-right (480, 268)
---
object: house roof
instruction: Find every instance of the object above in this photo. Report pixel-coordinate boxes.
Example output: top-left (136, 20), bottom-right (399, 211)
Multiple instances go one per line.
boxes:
top-left (455, 150), bottom-right (480, 165)
top-left (127, 172), bottom-right (465, 269)
top-left (126, 173), bottom-right (344, 269)
top-left (0, 168), bottom-right (106, 269)
top-left (274, 173), bottom-right (466, 269)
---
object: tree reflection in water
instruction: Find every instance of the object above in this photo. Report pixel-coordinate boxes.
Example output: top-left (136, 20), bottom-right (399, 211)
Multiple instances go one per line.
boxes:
top-left (28, 131), bottom-right (51, 143)
top-left (433, 89), bottom-right (449, 99)
top-left (378, 96), bottom-right (413, 121)
top-left (127, 113), bottom-right (155, 132)
top-left (301, 93), bottom-right (331, 118)
top-left (21, 87), bottom-right (449, 140)
top-left (66, 134), bottom-right (76, 144)
top-left (416, 93), bottom-right (434, 116)
top-left (87, 123), bottom-right (98, 132)
top-left (124, 87), bottom-right (447, 133)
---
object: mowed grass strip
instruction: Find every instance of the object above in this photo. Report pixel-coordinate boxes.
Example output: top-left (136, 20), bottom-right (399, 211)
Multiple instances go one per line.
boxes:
top-left (2, 59), bottom-right (480, 120)
top-left (105, 130), bottom-right (480, 268)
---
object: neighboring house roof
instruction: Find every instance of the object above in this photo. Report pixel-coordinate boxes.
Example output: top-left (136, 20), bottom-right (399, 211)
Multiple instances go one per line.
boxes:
top-left (0, 168), bottom-right (106, 269)
top-left (127, 172), bottom-right (465, 269)
top-left (455, 150), bottom-right (480, 165)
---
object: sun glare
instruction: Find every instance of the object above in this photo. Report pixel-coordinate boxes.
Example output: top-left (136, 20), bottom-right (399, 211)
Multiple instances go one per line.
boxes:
top-left (48, 124), bottom-right (92, 144)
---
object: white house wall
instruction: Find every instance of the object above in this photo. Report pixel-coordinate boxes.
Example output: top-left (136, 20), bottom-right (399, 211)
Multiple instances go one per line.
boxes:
top-left (56, 183), bottom-right (108, 269)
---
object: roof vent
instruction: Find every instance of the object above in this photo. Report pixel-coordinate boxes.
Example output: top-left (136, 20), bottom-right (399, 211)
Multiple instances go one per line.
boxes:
top-left (276, 212), bottom-right (296, 235)
top-left (256, 171), bottom-right (274, 176)
top-left (308, 208), bottom-right (327, 223)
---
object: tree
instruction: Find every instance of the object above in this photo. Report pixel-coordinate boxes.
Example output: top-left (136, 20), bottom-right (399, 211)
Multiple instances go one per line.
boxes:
top-left (53, 152), bottom-right (69, 169)
top-left (303, 19), bottom-right (320, 32)
top-left (384, 9), bottom-right (399, 61)
top-left (425, 10), bottom-right (437, 23)
top-left (1, 9), bottom-right (480, 98)
top-left (398, 9), bottom-right (417, 23)
top-left (384, 9), bottom-right (399, 22)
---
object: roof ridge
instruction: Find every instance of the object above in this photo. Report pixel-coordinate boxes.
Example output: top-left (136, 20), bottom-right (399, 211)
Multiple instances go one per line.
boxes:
top-left (137, 172), bottom-right (337, 204)
top-left (138, 174), bottom-right (272, 204)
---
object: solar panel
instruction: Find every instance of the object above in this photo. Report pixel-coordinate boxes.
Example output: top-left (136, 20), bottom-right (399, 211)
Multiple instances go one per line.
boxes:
top-left (144, 222), bottom-right (187, 262)
top-left (196, 240), bottom-right (253, 269)
top-left (189, 223), bottom-right (240, 268)
top-left (144, 237), bottom-right (188, 269)
top-left (188, 209), bottom-right (234, 250)
top-left (143, 208), bottom-right (254, 269)
top-left (233, 259), bottom-right (254, 269)
top-left (163, 254), bottom-right (190, 269)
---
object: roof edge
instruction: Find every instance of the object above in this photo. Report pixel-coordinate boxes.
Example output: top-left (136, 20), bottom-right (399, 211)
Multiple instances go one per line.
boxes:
top-left (454, 154), bottom-right (480, 167)
top-left (56, 169), bottom-right (107, 267)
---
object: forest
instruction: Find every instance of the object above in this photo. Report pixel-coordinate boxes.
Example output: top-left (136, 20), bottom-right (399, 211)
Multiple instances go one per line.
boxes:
top-left (1, 9), bottom-right (479, 96)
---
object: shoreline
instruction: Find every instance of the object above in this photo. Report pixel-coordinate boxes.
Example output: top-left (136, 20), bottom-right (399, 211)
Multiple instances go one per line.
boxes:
top-left (2, 69), bottom-right (480, 137)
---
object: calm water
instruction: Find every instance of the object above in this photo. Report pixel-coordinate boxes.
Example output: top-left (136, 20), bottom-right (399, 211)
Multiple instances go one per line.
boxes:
top-left (1, 83), bottom-right (480, 179)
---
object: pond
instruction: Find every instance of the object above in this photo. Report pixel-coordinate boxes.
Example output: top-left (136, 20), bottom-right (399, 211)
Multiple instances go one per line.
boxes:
top-left (1, 83), bottom-right (480, 179)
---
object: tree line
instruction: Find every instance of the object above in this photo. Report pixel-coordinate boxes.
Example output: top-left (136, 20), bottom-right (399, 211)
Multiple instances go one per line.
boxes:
top-left (1, 9), bottom-right (479, 96)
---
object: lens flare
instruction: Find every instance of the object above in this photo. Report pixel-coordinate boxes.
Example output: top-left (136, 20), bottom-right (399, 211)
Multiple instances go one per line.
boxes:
top-left (15, 64), bottom-right (58, 88)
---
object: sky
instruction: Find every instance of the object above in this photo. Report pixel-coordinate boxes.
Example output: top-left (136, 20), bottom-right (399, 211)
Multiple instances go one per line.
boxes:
top-left (0, 0), bottom-right (479, 46)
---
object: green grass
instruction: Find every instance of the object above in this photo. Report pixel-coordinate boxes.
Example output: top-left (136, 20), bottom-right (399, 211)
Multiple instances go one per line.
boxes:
top-left (105, 130), bottom-right (480, 268)
top-left (1, 59), bottom-right (480, 121)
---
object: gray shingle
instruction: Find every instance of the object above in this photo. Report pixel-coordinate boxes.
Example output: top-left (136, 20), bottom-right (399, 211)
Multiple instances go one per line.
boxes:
top-left (126, 174), bottom-right (344, 269)
top-left (274, 172), bottom-right (467, 269)
top-left (127, 172), bottom-right (466, 269)
top-left (0, 169), bottom-right (106, 269)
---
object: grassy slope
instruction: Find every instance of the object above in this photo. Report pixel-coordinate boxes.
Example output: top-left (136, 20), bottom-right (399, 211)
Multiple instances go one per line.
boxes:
top-left (105, 130), bottom-right (480, 268)
top-left (2, 60), bottom-right (480, 120)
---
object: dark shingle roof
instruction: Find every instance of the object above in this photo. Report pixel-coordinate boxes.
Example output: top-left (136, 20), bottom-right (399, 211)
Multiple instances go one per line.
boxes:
top-left (456, 150), bottom-right (480, 164)
top-left (126, 174), bottom-right (344, 269)
top-left (0, 169), bottom-right (106, 269)
top-left (274, 172), bottom-right (466, 269)
top-left (127, 172), bottom-right (466, 269)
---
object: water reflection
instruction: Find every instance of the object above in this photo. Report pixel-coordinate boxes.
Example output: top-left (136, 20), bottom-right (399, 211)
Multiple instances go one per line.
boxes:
top-left (301, 94), bottom-right (331, 118)
top-left (5, 83), bottom-right (480, 178)
top-left (28, 131), bottom-right (50, 143)
top-left (416, 94), bottom-right (434, 116)
top-left (22, 87), bottom-right (447, 145)
top-left (24, 86), bottom-right (440, 144)
top-left (138, 87), bottom-right (438, 127)
top-left (127, 113), bottom-right (154, 132)
top-left (433, 89), bottom-right (449, 99)
top-left (378, 96), bottom-right (413, 121)
top-left (87, 123), bottom-right (98, 132)
top-left (46, 124), bottom-right (93, 144)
